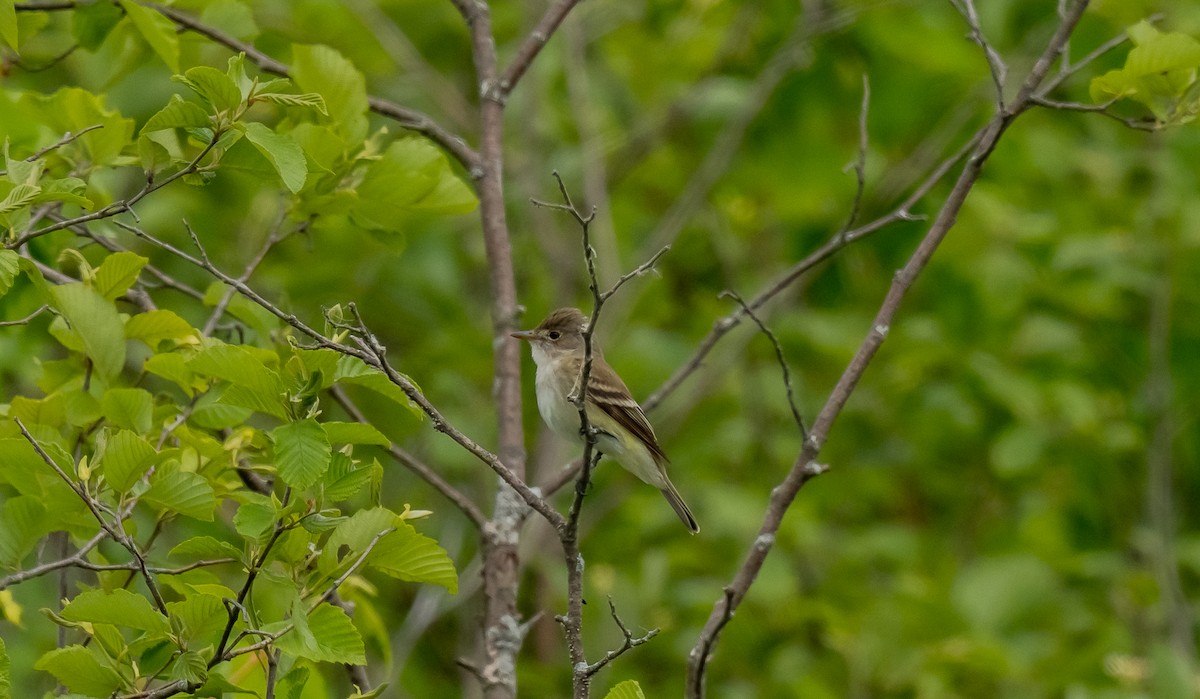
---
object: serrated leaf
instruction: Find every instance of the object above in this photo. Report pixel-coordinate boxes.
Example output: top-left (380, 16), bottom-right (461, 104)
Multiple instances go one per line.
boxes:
top-left (169, 650), bottom-right (208, 683)
top-left (291, 44), bottom-right (368, 142)
top-left (233, 497), bottom-right (275, 540)
top-left (323, 452), bottom-right (372, 502)
top-left (274, 602), bottom-right (365, 665)
top-left (334, 355), bottom-right (423, 420)
top-left (33, 176), bottom-right (93, 208)
top-left (100, 429), bottom-right (157, 492)
top-left (101, 387), bottom-right (154, 434)
top-left (276, 665), bottom-right (309, 699)
top-left (321, 421), bottom-right (390, 447)
top-left (350, 138), bottom-right (477, 230)
top-left (143, 470), bottom-right (216, 520)
top-left (142, 94), bottom-right (211, 133)
top-left (33, 645), bottom-right (124, 696)
top-left (166, 594), bottom-right (227, 646)
top-left (254, 91), bottom-right (328, 115)
top-left (125, 309), bottom-right (198, 348)
top-left (271, 419), bottom-right (331, 489)
top-left (48, 283), bottom-right (126, 379)
top-left (188, 342), bottom-right (286, 418)
top-left (61, 588), bottom-right (169, 633)
top-left (0, 183), bottom-right (39, 215)
top-left (92, 251), bottom-right (147, 301)
top-left (603, 680), bottom-right (647, 699)
top-left (178, 65), bottom-right (241, 114)
top-left (242, 122), bottom-right (306, 193)
top-left (119, 0), bottom-right (179, 72)
top-left (369, 520), bottom-right (458, 593)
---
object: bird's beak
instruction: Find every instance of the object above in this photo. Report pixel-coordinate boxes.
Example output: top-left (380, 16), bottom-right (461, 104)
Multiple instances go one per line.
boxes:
top-left (510, 330), bottom-right (535, 341)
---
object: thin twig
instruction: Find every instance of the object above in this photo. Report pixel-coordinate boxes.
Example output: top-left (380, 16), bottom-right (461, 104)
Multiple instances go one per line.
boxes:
top-left (0, 304), bottom-right (50, 327)
top-left (13, 418), bottom-right (169, 613)
top-left (840, 74), bottom-right (871, 236)
top-left (951, 0), bottom-right (1008, 111)
top-left (0, 124), bottom-right (104, 177)
top-left (719, 291), bottom-right (807, 439)
top-left (583, 597), bottom-right (660, 677)
top-left (11, 134), bottom-right (220, 248)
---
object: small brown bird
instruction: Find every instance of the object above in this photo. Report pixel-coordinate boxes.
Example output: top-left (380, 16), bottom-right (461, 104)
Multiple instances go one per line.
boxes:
top-left (512, 308), bottom-right (699, 533)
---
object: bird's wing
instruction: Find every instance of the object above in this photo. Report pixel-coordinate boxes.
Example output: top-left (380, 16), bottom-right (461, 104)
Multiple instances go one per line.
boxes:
top-left (586, 359), bottom-right (669, 464)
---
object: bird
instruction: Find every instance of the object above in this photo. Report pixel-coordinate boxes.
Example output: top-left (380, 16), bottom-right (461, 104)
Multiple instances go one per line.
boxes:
top-left (512, 307), bottom-right (699, 533)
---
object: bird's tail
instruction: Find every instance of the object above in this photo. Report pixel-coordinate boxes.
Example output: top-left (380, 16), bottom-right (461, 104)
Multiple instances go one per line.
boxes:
top-left (660, 478), bottom-right (700, 534)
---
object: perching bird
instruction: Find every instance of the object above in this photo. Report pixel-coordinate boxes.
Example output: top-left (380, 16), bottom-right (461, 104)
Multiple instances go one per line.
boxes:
top-left (512, 307), bottom-right (699, 533)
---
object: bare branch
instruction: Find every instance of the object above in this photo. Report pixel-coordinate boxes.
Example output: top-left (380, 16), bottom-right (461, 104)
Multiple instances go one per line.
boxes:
top-left (840, 74), bottom-right (871, 236)
top-left (685, 3), bottom-right (1092, 694)
top-left (497, 0), bottom-right (584, 100)
top-left (951, 0), bottom-right (1008, 111)
top-left (0, 304), bottom-right (50, 327)
top-left (584, 597), bottom-right (660, 677)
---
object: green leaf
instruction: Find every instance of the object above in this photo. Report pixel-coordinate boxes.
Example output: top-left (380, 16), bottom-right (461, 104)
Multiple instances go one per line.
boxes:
top-left (274, 602), bottom-right (365, 665)
top-left (166, 594), bottom-right (227, 646)
top-left (0, 183), bottom-right (39, 215)
top-left (60, 588), bottom-right (169, 633)
top-left (321, 421), bottom-right (390, 447)
top-left (0, 250), bottom-right (19, 296)
top-left (142, 94), bottom-right (211, 133)
top-left (188, 342), bottom-right (286, 418)
top-left (48, 283), bottom-right (126, 379)
top-left (254, 91), bottom-right (329, 115)
top-left (143, 470), bottom-right (216, 520)
top-left (101, 387), bottom-right (154, 434)
top-left (233, 499), bottom-right (276, 541)
top-left (369, 520), bottom-right (458, 593)
top-left (119, 0), bottom-right (179, 72)
top-left (169, 650), bottom-right (208, 684)
top-left (125, 309), bottom-right (198, 348)
top-left (100, 429), bottom-right (157, 492)
top-left (276, 666), bottom-right (309, 699)
top-left (322, 452), bottom-right (372, 502)
top-left (603, 680), bottom-right (647, 699)
top-left (291, 44), bottom-right (369, 142)
top-left (0, 495), bottom-right (49, 567)
top-left (0, 0), bottom-right (17, 50)
top-left (32, 176), bottom-right (93, 208)
top-left (33, 646), bottom-right (124, 697)
top-left (272, 418), bottom-right (331, 489)
top-left (169, 535), bottom-right (243, 561)
top-left (72, 0), bottom-right (123, 51)
top-left (351, 138), bottom-right (477, 230)
top-left (334, 355), bottom-right (423, 420)
top-left (242, 122), bottom-right (307, 193)
top-left (177, 65), bottom-right (241, 114)
top-left (91, 251), bottom-right (147, 301)
top-left (144, 352), bottom-right (201, 396)
top-left (25, 88), bottom-right (134, 167)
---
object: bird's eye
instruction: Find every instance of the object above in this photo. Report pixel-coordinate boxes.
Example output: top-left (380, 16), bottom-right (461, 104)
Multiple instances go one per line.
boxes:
top-left (547, 331), bottom-right (561, 340)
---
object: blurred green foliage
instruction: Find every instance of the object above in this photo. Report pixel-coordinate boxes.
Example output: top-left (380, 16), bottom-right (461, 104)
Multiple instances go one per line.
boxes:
top-left (1, 0), bottom-right (1199, 697)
